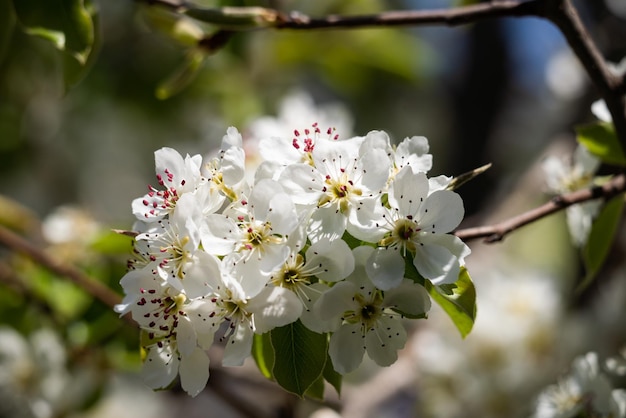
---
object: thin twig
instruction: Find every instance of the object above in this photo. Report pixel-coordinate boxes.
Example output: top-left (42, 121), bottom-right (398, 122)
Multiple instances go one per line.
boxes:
top-left (0, 225), bottom-right (135, 325)
top-left (274, 0), bottom-right (539, 29)
top-left (454, 174), bottom-right (626, 243)
top-left (538, 0), bottom-right (626, 151)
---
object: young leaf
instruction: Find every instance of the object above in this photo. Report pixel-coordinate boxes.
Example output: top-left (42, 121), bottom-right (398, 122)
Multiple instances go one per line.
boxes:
top-left (576, 122), bottom-right (626, 166)
top-left (270, 320), bottom-right (328, 398)
top-left (403, 252), bottom-right (425, 285)
top-left (579, 195), bottom-right (625, 292)
top-left (13, 0), bottom-right (95, 65)
top-left (252, 332), bottom-right (274, 380)
top-left (156, 50), bottom-right (206, 100)
top-left (446, 163), bottom-right (492, 191)
top-left (425, 267), bottom-right (476, 338)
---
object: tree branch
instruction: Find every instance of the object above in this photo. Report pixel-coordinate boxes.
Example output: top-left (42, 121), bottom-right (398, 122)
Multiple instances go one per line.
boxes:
top-left (274, 1), bottom-right (540, 29)
top-left (538, 0), bottom-right (626, 151)
top-left (0, 225), bottom-right (134, 324)
top-left (454, 173), bottom-right (626, 243)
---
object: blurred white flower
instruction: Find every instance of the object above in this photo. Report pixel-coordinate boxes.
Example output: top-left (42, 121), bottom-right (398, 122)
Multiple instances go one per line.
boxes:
top-left (542, 145), bottom-right (601, 246)
top-left (42, 206), bottom-right (101, 245)
top-left (0, 327), bottom-right (70, 418)
top-left (533, 352), bottom-right (623, 418)
top-left (546, 49), bottom-right (587, 100)
top-left (412, 264), bottom-right (565, 418)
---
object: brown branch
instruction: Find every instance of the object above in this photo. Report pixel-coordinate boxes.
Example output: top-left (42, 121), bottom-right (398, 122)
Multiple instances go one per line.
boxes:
top-left (538, 0), bottom-right (626, 152)
top-left (274, 1), bottom-right (539, 29)
top-left (454, 173), bottom-right (626, 243)
top-left (0, 225), bottom-right (133, 323)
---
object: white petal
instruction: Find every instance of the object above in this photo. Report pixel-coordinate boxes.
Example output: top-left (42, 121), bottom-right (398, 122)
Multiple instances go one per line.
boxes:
top-left (366, 247), bottom-right (405, 290)
top-left (591, 99), bottom-right (612, 122)
top-left (412, 240), bottom-right (461, 285)
top-left (418, 190), bottom-right (464, 234)
top-left (574, 144), bottom-right (600, 175)
top-left (179, 347), bottom-right (210, 397)
top-left (358, 147), bottom-right (391, 191)
top-left (346, 197), bottom-right (387, 242)
top-left (200, 214), bottom-right (239, 255)
top-left (307, 205), bottom-right (347, 243)
top-left (184, 251), bottom-right (223, 297)
top-left (305, 239), bottom-right (355, 282)
top-left (365, 316), bottom-right (406, 367)
top-left (222, 323), bottom-right (253, 367)
top-left (396, 135), bottom-right (431, 172)
top-left (279, 164), bottom-right (324, 205)
top-left (259, 136), bottom-right (302, 165)
top-left (141, 343), bottom-right (179, 390)
top-left (222, 126), bottom-right (243, 148)
top-left (299, 283), bottom-right (340, 333)
top-left (383, 279), bottom-right (431, 317)
top-left (155, 148), bottom-right (186, 186)
top-left (176, 317), bottom-right (197, 357)
top-left (329, 323), bottom-right (365, 374)
top-left (389, 168), bottom-right (428, 216)
top-left (247, 286), bottom-right (302, 333)
top-left (221, 146), bottom-right (246, 186)
top-left (360, 130), bottom-right (392, 154)
top-left (315, 281), bottom-right (358, 322)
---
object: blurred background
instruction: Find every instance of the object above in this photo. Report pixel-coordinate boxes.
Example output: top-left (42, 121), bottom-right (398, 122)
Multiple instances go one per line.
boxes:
top-left (1, 0), bottom-right (625, 417)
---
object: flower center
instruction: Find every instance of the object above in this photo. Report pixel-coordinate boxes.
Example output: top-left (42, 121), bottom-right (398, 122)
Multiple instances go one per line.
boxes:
top-left (160, 235), bottom-right (192, 279)
top-left (345, 291), bottom-right (384, 329)
top-left (206, 160), bottom-right (238, 201)
top-left (270, 254), bottom-right (308, 290)
top-left (319, 173), bottom-right (362, 213)
top-left (240, 221), bottom-right (281, 252)
top-left (380, 217), bottom-right (420, 253)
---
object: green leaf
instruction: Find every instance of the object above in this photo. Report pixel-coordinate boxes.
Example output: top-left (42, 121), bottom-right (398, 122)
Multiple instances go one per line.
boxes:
top-left (13, 0), bottom-right (95, 64)
top-left (270, 320), bottom-right (328, 398)
top-left (156, 50), bottom-right (206, 100)
top-left (576, 122), bottom-right (626, 166)
top-left (139, 5), bottom-right (204, 47)
top-left (403, 252), bottom-right (425, 285)
top-left (425, 267), bottom-right (477, 338)
top-left (579, 195), bottom-right (625, 292)
top-left (323, 351), bottom-right (342, 396)
top-left (304, 375), bottom-right (325, 400)
top-left (341, 231), bottom-right (373, 250)
top-left (252, 332), bottom-right (274, 380)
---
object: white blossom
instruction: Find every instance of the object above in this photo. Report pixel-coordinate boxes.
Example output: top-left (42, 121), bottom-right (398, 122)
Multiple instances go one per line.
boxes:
top-left (354, 166), bottom-right (469, 289)
top-left (543, 145), bottom-right (601, 247)
top-left (316, 246), bottom-right (430, 374)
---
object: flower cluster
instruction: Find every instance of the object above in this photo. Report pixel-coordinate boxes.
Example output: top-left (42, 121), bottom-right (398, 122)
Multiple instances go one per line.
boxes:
top-left (116, 125), bottom-right (470, 396)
